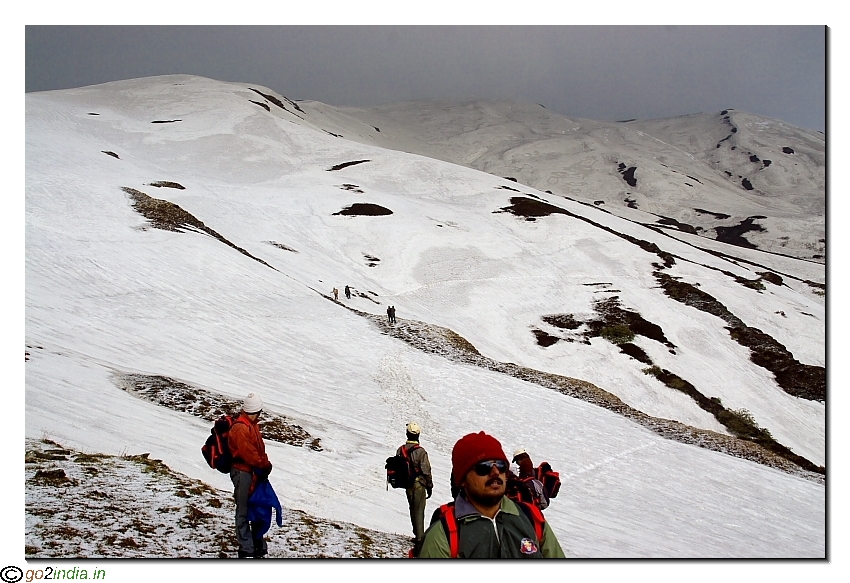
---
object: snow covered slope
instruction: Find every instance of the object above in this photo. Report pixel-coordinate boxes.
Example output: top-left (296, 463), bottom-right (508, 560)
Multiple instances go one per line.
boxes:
top-left (25, 75), bottom-right (825, 557)
top-left (309, 99), bottom-right (825, 263)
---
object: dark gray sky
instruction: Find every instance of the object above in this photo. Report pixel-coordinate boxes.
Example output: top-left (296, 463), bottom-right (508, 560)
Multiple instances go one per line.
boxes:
top-left (25, 25), bottom-right (826, 132)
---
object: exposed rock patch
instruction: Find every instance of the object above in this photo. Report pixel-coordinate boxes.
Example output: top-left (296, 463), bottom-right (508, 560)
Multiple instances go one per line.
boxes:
top-left (333, 203), bottom-right (393, 216)
top-left (248, 88), bottom-right (305, 117)
top-left (102, 151), bottom-right (119, 159)
top-left (265, 241), bottom-right (298, 252)
top-left (148, 181), bottom-right (185, 190)
top-left (618, 163), bottom-right (638, 187)
top-left (654, 271), bottom-right (824, 402)
top-left (113, 373), bottom-right (322, 450)
top-left (122, 187), bottom-right (277, 271)
top-left (694, 208), bottom-right (731, 220)
top-left (328, 160), bottom-right (371, 171)
top-left (714, 217), bottom-right (765, 248)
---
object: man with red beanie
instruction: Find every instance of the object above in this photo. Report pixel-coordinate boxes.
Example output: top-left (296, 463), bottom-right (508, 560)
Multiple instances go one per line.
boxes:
top-left (228, 392), bottom-right (274, 558)
top-left (418, 432), bottom-right (565, 558)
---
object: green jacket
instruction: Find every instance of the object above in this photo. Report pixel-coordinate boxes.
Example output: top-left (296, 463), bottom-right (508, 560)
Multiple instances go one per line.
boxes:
top-left (418, 495), bottom-right (566, 558)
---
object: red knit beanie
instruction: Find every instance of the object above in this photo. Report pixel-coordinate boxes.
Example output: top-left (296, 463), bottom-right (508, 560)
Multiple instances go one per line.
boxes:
top-left (451, 431), bottom-right (509, 486)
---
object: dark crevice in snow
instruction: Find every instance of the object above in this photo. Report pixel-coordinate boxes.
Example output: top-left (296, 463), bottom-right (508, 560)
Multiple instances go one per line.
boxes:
top-left (494, 196), bottom-right (676, 267)
top-left (496, 196), bottom-right (778, 296)
top-left (247, 88), bottom-right (305, 119)
top-left (122, 187), bottom-right (278, 271)
top-left (327, 160), bottom-right (371, 171)
top-left (250, 99), bottom-right (270, 112)
top-left (101, 150), bottom-right (119, 159)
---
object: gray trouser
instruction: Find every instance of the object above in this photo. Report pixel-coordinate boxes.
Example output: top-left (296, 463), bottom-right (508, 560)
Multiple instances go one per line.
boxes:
top-left (230, 469), bottom-right (268, 555)
top-left (406, 479), bottom-right (427, 541)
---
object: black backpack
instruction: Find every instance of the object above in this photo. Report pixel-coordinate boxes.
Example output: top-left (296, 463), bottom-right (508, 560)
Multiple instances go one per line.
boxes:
top-left (505, 471), bottom-right (539, 506)
top-left (201, 415), bottom-right (245, 473)
top-left (385, 444), bottom-right (420, 489)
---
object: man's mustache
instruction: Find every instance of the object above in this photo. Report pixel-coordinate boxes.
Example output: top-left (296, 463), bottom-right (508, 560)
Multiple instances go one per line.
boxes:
top-left (485, 477), bottom-right (504, 487)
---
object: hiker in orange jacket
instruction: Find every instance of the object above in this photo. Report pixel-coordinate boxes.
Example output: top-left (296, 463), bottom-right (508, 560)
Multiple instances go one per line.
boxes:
top-left (228, 392), bottom-right (273, 558)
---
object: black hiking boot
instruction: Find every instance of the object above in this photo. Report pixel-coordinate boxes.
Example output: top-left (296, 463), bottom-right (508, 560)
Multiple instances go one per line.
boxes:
top-left (253, 548), bottom-right (267, 558)
top-left (237, 550), bottom-right (253, 558)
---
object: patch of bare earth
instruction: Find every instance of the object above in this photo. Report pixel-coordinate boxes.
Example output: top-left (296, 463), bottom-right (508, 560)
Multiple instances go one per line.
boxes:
top-left (113, 373), bottom-right (322, 451)
top-left (496, 196), bottom-right (824, 402)
top-left (148, 181), bottom-right (185, 190)
top-left (122, 186), bottom-right (277, 271)
top-left (25, 439), bottom-right (409, 558)
top-left (333, 203), bottom-right (393, 216)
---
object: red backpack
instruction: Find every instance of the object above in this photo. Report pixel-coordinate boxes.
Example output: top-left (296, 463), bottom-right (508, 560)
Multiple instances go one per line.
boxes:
top-left (201, 415), bottom-right (246, 473)
top-left (535, 462), bottom-right (561, 500)
top-left (410, 500), bottom-right (546, 558)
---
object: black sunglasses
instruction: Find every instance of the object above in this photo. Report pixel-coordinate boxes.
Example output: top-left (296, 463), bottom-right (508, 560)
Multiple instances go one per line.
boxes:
top-left (472, 459), bottom-right (508, 476)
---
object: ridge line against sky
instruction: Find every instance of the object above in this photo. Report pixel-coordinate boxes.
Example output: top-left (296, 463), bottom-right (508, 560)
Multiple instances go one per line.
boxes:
top-left (23, 24), bottom-right (827, 132)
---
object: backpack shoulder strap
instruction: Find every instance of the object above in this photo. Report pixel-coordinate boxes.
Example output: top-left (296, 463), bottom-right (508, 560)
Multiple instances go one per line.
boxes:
top-left (229, 415), bottom-right (248, 429)
top-left (438, 503), bottom-right (459, 558)
top-left (516, 500), bottom-right (546, 543)
top-left (402, 444), bottom-right (421, 478)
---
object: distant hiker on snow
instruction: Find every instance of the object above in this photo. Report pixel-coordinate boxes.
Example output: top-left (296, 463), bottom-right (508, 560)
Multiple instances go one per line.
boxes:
top-left (228, 392), bottom-right (274, 558)
top-left (333, 287), bottom-right (339, 301)
top-left (345, 285), bottom-right (351, 300)
top-left (508, 448), bottom-right (549, 510)
top-left (396, 422), bottom-right (433, 554)
top-left (390, 305), bottom-right (397, 323)
top-left (417, 431), bottom-right (565, 558)
top-left (387, 305), bottom-right (393, 323)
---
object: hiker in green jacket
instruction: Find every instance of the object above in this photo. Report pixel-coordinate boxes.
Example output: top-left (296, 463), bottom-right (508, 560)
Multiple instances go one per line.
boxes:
top-left (398, 422), bottom-right (433, 553)
top-left (418, 431), bottom-right (565, 558)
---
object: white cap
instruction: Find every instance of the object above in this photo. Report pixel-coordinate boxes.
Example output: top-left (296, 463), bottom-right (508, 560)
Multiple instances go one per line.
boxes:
top-left (243, 392), bottom-right (264, 414)
top-left (512, 447), bottom-right (528, 461)
top-left (406, 421), bottom-right (421, 435)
